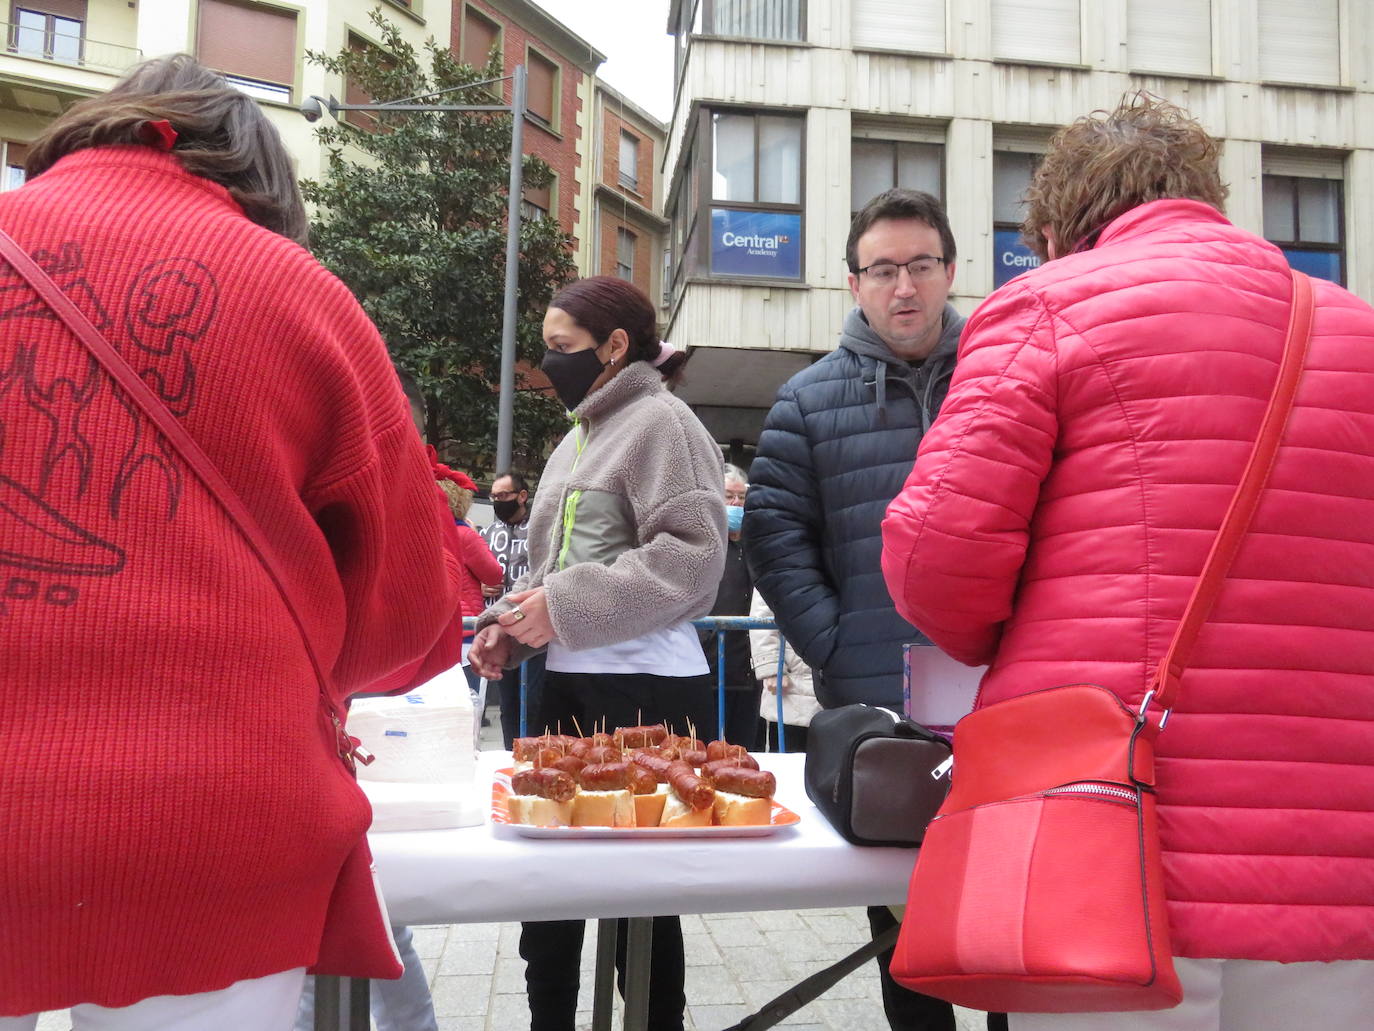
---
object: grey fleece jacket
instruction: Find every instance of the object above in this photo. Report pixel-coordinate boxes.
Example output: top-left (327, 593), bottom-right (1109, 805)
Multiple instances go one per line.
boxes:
top-left (476, 361), bottom-right (727, 661)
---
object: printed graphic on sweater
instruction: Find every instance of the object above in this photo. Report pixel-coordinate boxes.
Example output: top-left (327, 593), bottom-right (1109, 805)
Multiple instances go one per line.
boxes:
top-left (0, 246), bottom-right (218, 614)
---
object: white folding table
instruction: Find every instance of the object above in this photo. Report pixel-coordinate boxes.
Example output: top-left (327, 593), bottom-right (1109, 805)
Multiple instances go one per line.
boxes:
top-left (326, 752), bottom-right (919, 1031)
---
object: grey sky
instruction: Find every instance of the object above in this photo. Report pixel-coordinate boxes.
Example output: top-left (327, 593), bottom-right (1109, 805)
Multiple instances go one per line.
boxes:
top-left (531, 0), bottom-right (675, 123)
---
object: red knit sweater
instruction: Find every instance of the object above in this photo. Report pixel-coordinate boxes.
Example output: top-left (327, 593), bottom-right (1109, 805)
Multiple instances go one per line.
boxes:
top-left (0, 146), bottom-right (463, 1013)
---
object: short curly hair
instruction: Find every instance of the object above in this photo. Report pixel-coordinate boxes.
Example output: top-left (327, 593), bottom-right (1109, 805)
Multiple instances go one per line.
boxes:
top-left (1022, 92), bottom-right (1228, 260)
top-left (439, 480), bottom-right (473, 520)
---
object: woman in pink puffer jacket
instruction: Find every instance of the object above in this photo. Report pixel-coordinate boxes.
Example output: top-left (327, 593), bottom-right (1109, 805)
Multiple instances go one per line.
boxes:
top-left (881, 94), bottom-right (1374, 1031)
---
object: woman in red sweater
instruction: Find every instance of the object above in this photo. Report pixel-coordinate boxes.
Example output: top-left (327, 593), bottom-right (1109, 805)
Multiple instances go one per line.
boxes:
top-left (434, 460), bottom-right (504, 688)
top-left (0, 56), bottom-right (462, 1028)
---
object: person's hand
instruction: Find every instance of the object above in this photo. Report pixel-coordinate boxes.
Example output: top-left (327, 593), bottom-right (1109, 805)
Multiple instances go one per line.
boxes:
top-left (481, 583), bottom-right (502, 598)
top-left (496, 587), bottom-right (555, 648)
top-left (760, 674), bottom-right (794, 694)
top-left (468, 624), bottom-right (512, 680)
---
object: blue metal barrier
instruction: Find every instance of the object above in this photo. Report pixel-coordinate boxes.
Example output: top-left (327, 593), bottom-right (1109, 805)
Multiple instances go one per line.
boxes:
top-left (461, 616), bottom-right (793, 749)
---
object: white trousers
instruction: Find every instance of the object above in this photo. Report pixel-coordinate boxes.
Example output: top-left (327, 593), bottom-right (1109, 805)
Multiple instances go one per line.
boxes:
top-left (1, 968), bottom-right (306, 1031)
top-left (1009, 958), bottom-right (1374, 1031)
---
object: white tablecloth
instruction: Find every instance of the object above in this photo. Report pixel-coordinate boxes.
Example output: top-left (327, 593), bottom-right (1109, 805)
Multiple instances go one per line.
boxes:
top-left (369, 751), bottom-right (919, 926)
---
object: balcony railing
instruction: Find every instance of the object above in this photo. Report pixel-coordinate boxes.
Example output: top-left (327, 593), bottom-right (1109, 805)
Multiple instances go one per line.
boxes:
top-left (3, 23), bottom-right (143, 76)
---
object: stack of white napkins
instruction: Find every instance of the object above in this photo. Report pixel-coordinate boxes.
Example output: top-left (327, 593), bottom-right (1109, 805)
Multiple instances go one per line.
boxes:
top-left (351, 666), bottom-right (484, 831)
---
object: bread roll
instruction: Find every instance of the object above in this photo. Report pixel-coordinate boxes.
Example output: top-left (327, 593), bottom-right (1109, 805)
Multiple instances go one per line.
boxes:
top-left (572, 789), bottom-right (636, 827)
top-left (659, 793), bottom-right (712, 828)
top-left (712, 790), bottom-right (771, 827)
top-left (633, 784), bottom-right (669, 827)
top-left (508, 795), bottom-right (574, 827)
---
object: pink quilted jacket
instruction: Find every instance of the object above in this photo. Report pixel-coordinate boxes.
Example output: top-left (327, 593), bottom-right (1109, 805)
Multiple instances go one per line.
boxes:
top-left (881, 199), bottom-right (1374, 962)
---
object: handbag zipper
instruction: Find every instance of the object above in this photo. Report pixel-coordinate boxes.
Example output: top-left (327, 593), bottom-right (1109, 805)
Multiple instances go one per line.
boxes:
top-left (327, 703), bottom-right (375, 774)
top-left (1044, 781), bottom-right (1138, 803)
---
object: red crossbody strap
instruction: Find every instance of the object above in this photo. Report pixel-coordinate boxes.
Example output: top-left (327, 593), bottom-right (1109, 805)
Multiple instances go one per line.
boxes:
top-left (0, 228), bottom-right (364, 767)
top-left (1146, 269), bottom-right (1315, 720)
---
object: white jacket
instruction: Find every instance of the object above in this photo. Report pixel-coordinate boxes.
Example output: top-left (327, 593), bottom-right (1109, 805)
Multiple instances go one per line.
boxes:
top-left (748, 590), bottom-right (822, 727)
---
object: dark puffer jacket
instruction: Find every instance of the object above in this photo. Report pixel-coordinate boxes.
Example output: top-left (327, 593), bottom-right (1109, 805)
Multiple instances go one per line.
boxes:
top-left (743, 305), bottom-right (963, 708)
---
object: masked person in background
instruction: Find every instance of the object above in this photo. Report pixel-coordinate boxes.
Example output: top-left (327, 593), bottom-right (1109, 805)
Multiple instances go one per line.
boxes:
top-left (469, 275), bottom-right (724, 1031)
top-left (481, 470), bottom-right (545, 746)
top-left (700, 463), bottom-right (764, 747)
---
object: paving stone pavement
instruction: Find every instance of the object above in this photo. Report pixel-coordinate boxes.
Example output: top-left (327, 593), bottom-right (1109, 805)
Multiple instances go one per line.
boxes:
top-left (409, 910), bottom-right (990, 1031)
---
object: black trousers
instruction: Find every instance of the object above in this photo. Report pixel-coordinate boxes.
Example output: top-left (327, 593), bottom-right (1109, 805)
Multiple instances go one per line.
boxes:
top-left (519, 669), bottom-right (716, 1030)
top-left (763, 720), bottom-right (809, 753)
top-left (868, 907), bottom-right (1007, 1031)
top-left (497, 652), bottom-right (547, 749)
top-left (868, 905), bottom-right (955, 1031)
top-left (721, 682), bottom-right (764, 749)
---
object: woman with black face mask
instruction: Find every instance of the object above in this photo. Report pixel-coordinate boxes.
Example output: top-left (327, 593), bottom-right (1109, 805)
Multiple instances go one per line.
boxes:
top-left (469, 275), bottom-right (727, 1031)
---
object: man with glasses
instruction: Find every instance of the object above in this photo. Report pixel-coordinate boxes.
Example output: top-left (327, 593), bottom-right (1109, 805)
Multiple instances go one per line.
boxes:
top-left (745, 189), bottom-right (991, 1031)
top-left (480, 471), bottom-right (544, 747)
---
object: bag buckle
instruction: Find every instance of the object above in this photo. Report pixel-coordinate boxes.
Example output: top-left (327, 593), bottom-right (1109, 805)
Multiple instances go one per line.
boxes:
top-left (1137, 689), bottom-right (1172, 732)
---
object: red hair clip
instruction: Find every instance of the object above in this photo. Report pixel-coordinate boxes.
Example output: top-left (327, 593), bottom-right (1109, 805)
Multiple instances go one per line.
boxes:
top-left (139, 119), bottom-right (178, 152)
top-left (426, 445), bottom-right (477, 490)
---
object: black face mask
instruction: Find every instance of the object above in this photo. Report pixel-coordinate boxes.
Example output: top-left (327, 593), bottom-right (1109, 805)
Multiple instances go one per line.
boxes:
top-left (542, 347), bottom-right (609, 411)
top-left (492, 498), bottom-right (522, 524)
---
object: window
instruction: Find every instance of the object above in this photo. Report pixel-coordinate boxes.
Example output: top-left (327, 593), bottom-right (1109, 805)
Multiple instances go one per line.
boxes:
top-left (712, 111), bottom-right (801, 205)
top-left (1128, 0), bottom-right (1210, 76)
top-left (991, 0), bottom-right (1080, 65)
top-left (461, 5), bottom-right (500, 69)
top-left (667, 140), bottom-right (699, 299)
top-left (851, 0), bottom-right (943, 53)
top-left (851, 139), bottom-right (942, 214)
top-left (1263, 174), bottom-right (1343, 284)
top-left (618, 131), bottom-right (639, 191)
top-left (673, 0), bottom-right (704, 84)
top-left (521, 177), bottom-right (553, 222)
top-left (1258, 0), bottom-right (1339, 86)
top-left (3, 141), bottom-right (27, 191)
top-left (708, 110), bottom-right (804, 280)
top-left (11, 0), bottom-right (84, 63)
top-left (526, 48), bottom-right (558, 130)
top-left (992, 150), bottom-right (1043, 287)
top-left (706, 0), bottom-right (802, 42)
top-left (343, 34), bottom-right (392, 132)
top-left (616, 227), bottom-right (636, 282)
top-left (197, 0), bottom-right (297, 103)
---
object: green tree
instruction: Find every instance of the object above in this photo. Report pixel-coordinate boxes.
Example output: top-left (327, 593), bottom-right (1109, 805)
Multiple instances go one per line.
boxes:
top-left (302, 11), bottom-right (575, 477)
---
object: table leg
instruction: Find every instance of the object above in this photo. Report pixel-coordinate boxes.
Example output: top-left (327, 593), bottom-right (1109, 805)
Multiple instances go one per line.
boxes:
top-left (313, 976), bottom-right (370, 1031)
top-left (592, 918), bottom-right (618, 1031)
top-left (621, 917), bottom-right (653, 1031)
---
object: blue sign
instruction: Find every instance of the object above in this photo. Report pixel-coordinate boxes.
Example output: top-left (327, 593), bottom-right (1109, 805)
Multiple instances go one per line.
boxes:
top-left (710, 208), bottom-right (802, 279)
top-left (994, 229), bottom-right (1042, 287)
top-left (1282, 248), bottom-right (1342, 285)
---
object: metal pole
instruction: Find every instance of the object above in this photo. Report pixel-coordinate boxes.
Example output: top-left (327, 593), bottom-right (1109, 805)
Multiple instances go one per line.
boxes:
top-left (496, 64), bottom-right (526, 472)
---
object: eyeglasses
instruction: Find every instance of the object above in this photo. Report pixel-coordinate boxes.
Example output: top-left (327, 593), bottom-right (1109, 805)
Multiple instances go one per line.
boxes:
top-left (725, 490), bottom-right (747, 503)
top-left (857, 255), bottom-right (946, 284)
top-left (491, 491), bottom-right (522, 501)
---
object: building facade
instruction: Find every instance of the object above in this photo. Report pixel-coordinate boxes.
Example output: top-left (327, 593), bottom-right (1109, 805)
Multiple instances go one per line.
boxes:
top-left (452, 0), bottom-right (602, 250)
top-left (0, 0), bottom-right (461, 188)
top-left (578, 80), bottom-right (669, 311)
top-left (0, 0), bottom-right (608, 255)
top-left (663, 0), bottom-right (1374, 449)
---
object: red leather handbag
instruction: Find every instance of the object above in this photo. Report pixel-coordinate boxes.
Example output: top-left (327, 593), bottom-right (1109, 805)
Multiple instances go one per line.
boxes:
top-left (890, 269), bottom-right (1316, 1013)
top-left (0, 229), bottom-right (404, 980)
